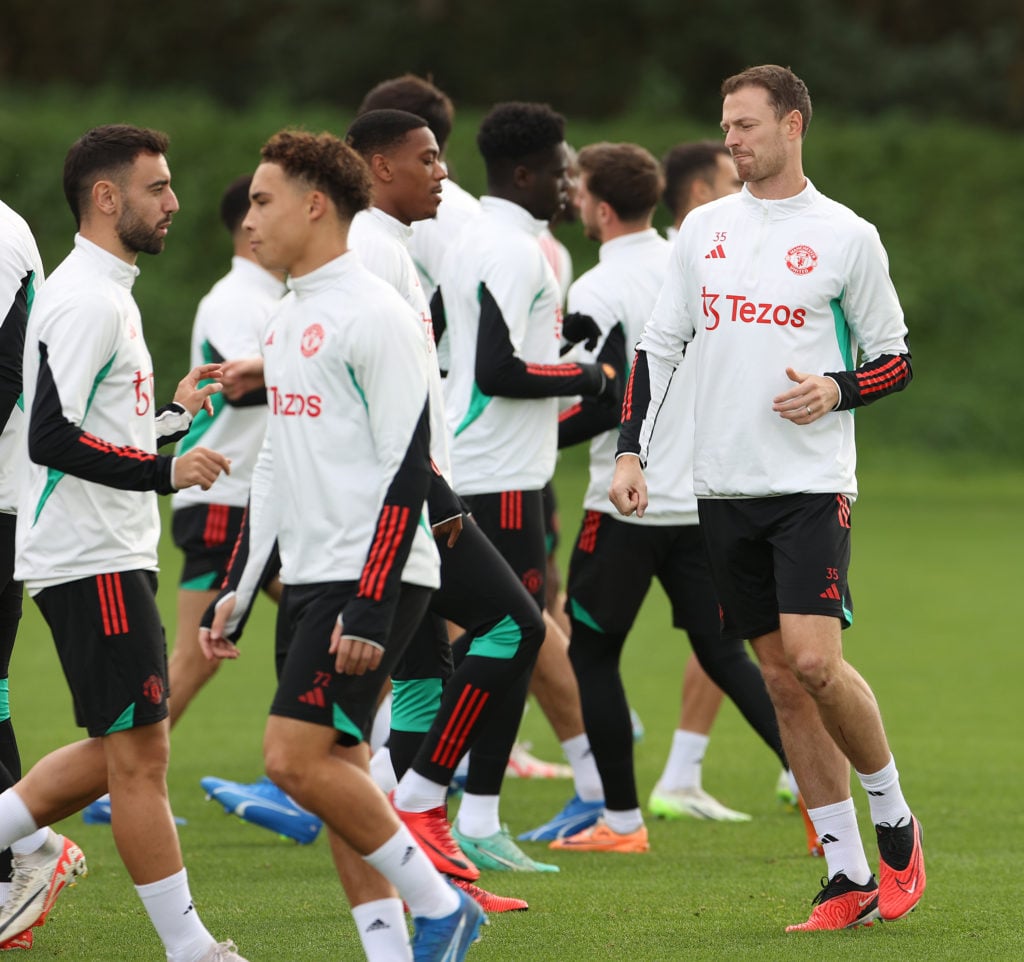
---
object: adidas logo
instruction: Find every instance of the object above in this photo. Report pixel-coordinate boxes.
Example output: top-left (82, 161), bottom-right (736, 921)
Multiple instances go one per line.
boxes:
top-left (298, 687), bottom-right (326, 707)
top-left (705, 244), bottom-right (726, 259)
top-left (866, 790), bottom-right (885, 797)
top-left (401, 845), bottom-right (416, 866)
top-left (819, 584), bottom-right (841, 600)
top-left (820, 833), bottom-right (839, 845)
top-left (366, 918), bottom-right (390, 932)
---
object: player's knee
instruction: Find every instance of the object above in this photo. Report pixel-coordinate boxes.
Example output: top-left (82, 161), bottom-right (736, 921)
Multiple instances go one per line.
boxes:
top-left (786, 647), bottom-right (839, 697)
top-left (263, 749), bottom-right (301, 796)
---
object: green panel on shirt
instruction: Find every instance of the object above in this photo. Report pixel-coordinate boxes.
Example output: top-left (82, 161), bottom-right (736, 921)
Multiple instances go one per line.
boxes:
top-left (454, 382), bottom-right (492, 437)
top-left (0, 678), bottom-right (9, 723)
top-left (830, 293), bottom-right (855, 371)
top-left (34, 353), bottom-right (117, 525)
top-left (346, 364), bottom-right (368, 411)
top-left (177, 340), bottom-right (223, 454)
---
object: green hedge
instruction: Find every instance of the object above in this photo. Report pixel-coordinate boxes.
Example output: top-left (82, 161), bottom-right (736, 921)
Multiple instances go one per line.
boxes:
top-left (2, 89), bottom-right (1021, 463)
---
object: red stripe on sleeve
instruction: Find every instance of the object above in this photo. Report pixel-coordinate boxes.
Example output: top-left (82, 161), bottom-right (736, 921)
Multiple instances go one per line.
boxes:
top-left (558, 402), bottom-right (582, 423)
top-left (359, 505), bottom-right (410, 602)
top-left (857, 356), bottom-right (909, 396)
top-left (524, 363), bottom-right (583, 377)
top-left (621, 359), bottom-right (637, 423)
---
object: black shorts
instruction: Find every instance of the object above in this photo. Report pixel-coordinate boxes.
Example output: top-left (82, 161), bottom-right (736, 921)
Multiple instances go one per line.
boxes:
top-left (462, 489), bottom-right (547, 610)
top-left (172, 503), bottom-right (246, 591)
top-left (697, 493), bottom-right (854, 642)
top-left (271, 581), bottom-right (431, 745)
top-left (0, 514), bottom-right (22, 678)
top-left (34, 570), bottom-right (169, 737)
top-left (566, 511), bottom-right (721, 638)
top-left (542, 481), bottom-right (560, 557)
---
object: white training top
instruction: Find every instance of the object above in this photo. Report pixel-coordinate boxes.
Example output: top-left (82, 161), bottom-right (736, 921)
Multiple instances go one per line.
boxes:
top-left (408, 176), bottom-right (481, 300)
top-left (539, 227), bottom-right (573, 305)
top-left (0, 201), bottom-right (45, 515)
top-left (637, 180), bottom-right (909, 500)
top-left (349, 208), bottom-right (453, 485)
top-left (441, 196), bottom-right (564, 495)
top-left (172, 256), bottom-right (284, 510)
top-left (242, 250), bottom-right (439, 593)
top-left (16, 235), bottom-right (163, 589)
top-left (568, 228), bottom-right (699, 525)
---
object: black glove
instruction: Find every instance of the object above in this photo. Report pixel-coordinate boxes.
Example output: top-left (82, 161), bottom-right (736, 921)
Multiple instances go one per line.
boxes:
top-left (595, 363), bottom-right (621, 406)
top-left (562, 312), bottom-right (602, 351)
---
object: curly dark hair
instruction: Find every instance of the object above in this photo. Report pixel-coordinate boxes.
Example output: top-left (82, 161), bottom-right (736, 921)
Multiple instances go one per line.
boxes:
top-left (357, 74), bottom-right (454, 154)
top-left (345, 109), bottom-right (430, 162)
top-left (476, 102), bottom-right (565, 175)
top-left (577, 142), bottom-right (662, 223)
top-left (63, 124), bottom-right (170, 227)
top-left (260, 129), bottom-right (372, 221)
top-left (721, 65), bottom-right (812, 138)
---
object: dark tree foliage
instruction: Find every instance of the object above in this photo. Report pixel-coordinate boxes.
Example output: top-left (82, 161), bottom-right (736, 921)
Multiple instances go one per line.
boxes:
top-left (2, 0), bottom-right (1022, 126)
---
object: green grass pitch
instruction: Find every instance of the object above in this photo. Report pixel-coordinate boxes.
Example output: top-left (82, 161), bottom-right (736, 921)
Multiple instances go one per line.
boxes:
top-left (8, 450), bottom-right (1022, 960)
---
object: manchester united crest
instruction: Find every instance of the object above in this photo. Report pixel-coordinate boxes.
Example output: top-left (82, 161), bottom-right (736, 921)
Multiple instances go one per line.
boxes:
top-left (300, 323), bottom-right (325, 357)
top-left (785, 245), bottom-right (818, 275)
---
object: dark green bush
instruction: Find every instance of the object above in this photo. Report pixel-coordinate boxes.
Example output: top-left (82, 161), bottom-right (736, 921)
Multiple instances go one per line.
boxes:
top-left (2, 90), bottom-right (1021, 463)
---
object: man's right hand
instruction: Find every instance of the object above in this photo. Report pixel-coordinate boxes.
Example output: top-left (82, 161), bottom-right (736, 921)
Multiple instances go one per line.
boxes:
top-left (222, 356), bottom-right (266, 401)
top-left (172, 447), bottom-right (231, 491)
top-left (608, 453), bottom-right (648, 518)
top-left (199, 592), bottom-right (241, 661)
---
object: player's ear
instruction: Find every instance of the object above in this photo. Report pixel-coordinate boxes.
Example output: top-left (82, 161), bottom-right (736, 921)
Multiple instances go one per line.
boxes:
top-left (371, 152), bottom-right (393, 183)
top-left (92, 179), bottom-right (119, 217)
top-left (512, 163), bottom-right (533, 191)
top-left (785, 109), bottom-right (803, 140)
top-left (307, 189), bottom-right (328, 221)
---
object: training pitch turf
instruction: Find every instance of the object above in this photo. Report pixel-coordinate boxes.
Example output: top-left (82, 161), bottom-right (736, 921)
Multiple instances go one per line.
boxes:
top-left (8, 452), bottom-right (1021, 960)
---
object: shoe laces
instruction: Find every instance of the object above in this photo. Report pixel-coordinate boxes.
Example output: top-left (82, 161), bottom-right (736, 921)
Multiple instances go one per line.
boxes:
top-left (876, 817), bottom-right (913, 865)
top-left (810, 872), bottom-right (865, 905)
top-left (209, 940), bottom-right (242, 961)
top-left (421, 807), bottom-right (461, 855)
top-left (7, 851), bottom-right (43, 909)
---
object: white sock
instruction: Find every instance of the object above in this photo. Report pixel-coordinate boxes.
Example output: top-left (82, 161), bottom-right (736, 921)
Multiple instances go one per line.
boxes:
top-left (808, 798), bottom-right (872, 886)
top-left (657, 730), bottom-right (708, 792)
top-left (370, 693), bottom-right (393, 754)
top-left (394, 769), bottom-right (447, 814)
top-left (352, 897), bottom-right (412, 962)
top-left (10, 827), bottom-right (49, 857)
top-left (135, 868), bottom-right (214, 962)
top-left (603, 808), bottom-right (644, 834)
top-left (0, 790), bottom-right (38, 851)
top-left (363, 827), bottom-right (459, 920)
top-left (0, 881), bottom-right (9, 907)
top-left (561, 734), bottom-right (603, 802)
top-left (786, 769), bottom-right (800, 799)
top-left (369, 746), bottom-right (398, 794)
top-left (454, 793), bottom-right (500, 838)
top-left (857, 754), bottom-right (912, 828)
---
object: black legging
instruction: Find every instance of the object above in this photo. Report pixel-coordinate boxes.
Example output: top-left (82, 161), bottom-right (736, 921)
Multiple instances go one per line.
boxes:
top-left (569, 620), bottom-right (785, 812)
